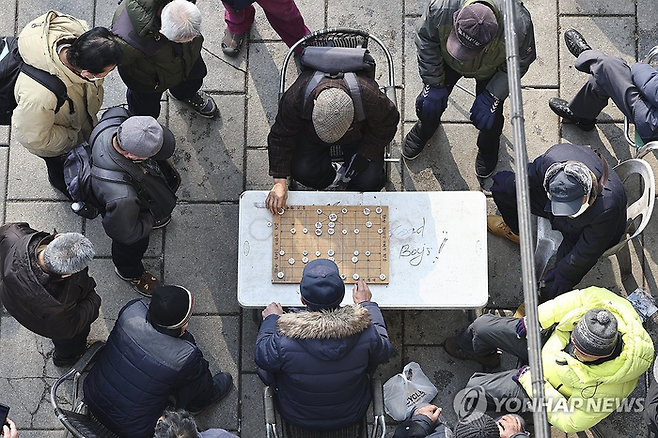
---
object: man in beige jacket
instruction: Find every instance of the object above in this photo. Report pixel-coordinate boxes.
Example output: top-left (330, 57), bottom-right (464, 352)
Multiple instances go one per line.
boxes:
top-left (12, 11), bottom-right (122, 197)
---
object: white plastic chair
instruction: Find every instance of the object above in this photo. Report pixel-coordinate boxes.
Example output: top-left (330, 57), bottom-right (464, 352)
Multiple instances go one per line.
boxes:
top-left (535, 158), bottom-right (655, 280)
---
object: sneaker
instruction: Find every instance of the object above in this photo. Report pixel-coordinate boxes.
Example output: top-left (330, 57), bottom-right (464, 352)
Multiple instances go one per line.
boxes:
top-left (402, 121), bottom-right (430, 160)
top-left (564, 29), bottom-right (592, 58)
top-left (170, 91), bottom-right (218, 118)
top-left (444, 337), bottom-right (501, 368)
top-left (221, 30), bottom-right (245, 57)
top-left (153, 215), bottom-right (171, 230)
top-left (115, 268), bottom-right (161, 297)
top-left (475, 151), bottom-right (498, 178)
top-left (487, 215), bottom-right (520, 244)
top-left (187, 372), bottom-right (233, 414)
top-left (548, 98), bottom-right (596, 131)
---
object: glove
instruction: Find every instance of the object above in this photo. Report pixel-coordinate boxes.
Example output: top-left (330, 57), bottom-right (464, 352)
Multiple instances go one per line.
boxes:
top-left (469, 90), bottom-right (501, 130)
top-left (515, 317), bottom-right (527, 338)
top-left (512, 365), bottom-right (530, 383)
top-left (415, 84), bottom-right (449, 121)
top-left (341, 154), bottom-right (370, 182)
top-left (540, 268), bottom-right (576, 302)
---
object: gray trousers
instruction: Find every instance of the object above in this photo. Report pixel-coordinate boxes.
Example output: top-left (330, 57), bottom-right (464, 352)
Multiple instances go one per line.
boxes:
top-left (569, 50), bottom-right (641, 121)
top-left (457, 314), bottom-right (531, 410)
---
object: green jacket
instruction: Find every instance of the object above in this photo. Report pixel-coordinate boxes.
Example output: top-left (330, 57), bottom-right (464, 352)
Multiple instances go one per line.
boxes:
top-left (415, 0), bottom-right (536, 99)
top-left (111, 0), bottom-right (203, 92)
top-left (518, 287), bottom-right (654, 433)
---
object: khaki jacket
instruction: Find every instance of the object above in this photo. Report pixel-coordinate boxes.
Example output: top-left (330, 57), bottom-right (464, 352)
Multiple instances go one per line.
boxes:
top-left (13, 11), bottom-right (104, 157)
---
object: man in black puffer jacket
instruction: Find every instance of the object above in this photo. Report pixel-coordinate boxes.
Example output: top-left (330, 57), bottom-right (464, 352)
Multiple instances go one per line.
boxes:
top-left (84, 286), bottom-right (233, 438)
top-left (0, 223), bottom-right (99, 367)
top-left (255, 259), bottom-right (394, 431)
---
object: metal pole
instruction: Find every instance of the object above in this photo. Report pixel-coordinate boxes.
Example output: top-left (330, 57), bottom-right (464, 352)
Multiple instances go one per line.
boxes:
top-left (501, 1), bottom-right (550, 436)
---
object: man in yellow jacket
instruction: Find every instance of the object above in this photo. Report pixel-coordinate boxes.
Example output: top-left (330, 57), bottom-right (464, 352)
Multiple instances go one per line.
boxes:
top-left (445, 287), bottom-right (654, 433)
top-left (12, 11), bottom-right (122, 197)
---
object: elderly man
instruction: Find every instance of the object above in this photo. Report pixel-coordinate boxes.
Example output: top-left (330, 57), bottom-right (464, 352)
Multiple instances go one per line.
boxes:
top-left (255, 259), bottom-right (394, 431)
top-left (265, 68), bottom-right (399, 214)
top-left (487, 143), bottom-right (627, 300)
top-left (403, 0), bottom-right (535, 179)
top-left (0, 223), bottom-right (99, 367)
top-left (112, 0), bottom-right (216, 118)
top-left (12, 11), bottom-right (121, 197)
top-left (154, 409), bottom-right (238, 438)
top-left (90, 110), bottom-right (178, 296)
top-left (549, 29), bottom-right (658, 143)
top-left (445, 287), bottom-right (654, 433)
top-left (84, 286), bottom-right (233, 438)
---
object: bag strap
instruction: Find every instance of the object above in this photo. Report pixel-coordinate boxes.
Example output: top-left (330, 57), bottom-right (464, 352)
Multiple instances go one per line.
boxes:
top-left (19, 61), bottom-right (72, 115)
top-left (91, 166), bottom-right (132, 184)
top-left (88, 108), bottom-right (130, 147)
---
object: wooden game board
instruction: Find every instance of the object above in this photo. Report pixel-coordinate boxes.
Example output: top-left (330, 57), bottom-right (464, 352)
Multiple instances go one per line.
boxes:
top-left (272, 205), bottom-right (389, 284)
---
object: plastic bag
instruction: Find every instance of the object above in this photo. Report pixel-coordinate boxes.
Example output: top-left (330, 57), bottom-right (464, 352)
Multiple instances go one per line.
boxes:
top-left (383, 362), bottom-right (438, 421)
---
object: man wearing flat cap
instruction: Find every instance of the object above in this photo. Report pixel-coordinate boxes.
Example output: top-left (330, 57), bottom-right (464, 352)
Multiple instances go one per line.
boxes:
top-left (90, 110), bottom-right (178, 296)
top-left (486, 143), bottom-right (627, 300)
top-left (404, 0), bottom-right (535, 179)
top-left (84, 286), bottom-right (233, 438)
top-left (265, 67), bottom-right (400, 215)
top-left (255, 259), bottom-right (394, 430)
top-left (444, 287), bottom-right (653, 433)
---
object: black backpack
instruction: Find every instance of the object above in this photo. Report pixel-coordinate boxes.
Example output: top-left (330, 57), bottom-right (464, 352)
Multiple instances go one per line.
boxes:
top-left (0, 36), bottom-right (72, 125)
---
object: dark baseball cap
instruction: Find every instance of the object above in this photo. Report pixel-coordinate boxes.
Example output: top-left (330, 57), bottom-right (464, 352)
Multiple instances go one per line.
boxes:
top-left (447, 3), bottom-right (498, 62)
top-left (547, 169), bottom-right (589, 216)
top-left (300, 259), bottom-right (345, 310)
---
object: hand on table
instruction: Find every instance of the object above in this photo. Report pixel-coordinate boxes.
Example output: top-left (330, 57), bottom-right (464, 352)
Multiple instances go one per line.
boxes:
top-left (266, 179), bottom-right (288, 215)
top-left (262, 302), bottom-right (283, 320)
top-left (352, 280), bottom-right (372, 304)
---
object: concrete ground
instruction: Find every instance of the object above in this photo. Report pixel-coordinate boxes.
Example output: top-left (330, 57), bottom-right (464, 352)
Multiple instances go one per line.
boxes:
top-left (0, 0), bottom-right (657, 436)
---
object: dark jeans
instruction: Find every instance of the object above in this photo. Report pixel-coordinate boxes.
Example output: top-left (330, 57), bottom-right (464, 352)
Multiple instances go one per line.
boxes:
top-left (42, 155), bottom-right (72, 200)
top-left (52, 324), bottom-right (91, 361)
top-left (112, 235), bottom-right (150, 279)
top-left (119, 55), bottom-right (208, 118)
top-left (290, 137), bottom-right (385, 191)
top-left (416, 65), bottom-right (505, 156)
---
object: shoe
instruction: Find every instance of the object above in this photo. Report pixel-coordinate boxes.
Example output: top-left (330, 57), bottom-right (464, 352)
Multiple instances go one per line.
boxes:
top-left (487, 215), bottom-right (520, 244)
top-left (221, 30), bottom-right (245, 57)
top-left (53, 350), bottom-right (85, 368)
top-left (170, 91), bottom-right (218, 118)
top-left (475, 151), bottom-right (497, 178)
top-left (514, 303), bottom-right (526, 318)
top-left (187, 373), bottom-right (233, 414)
top-left (444, 337), bottom-right (501, 368)
top-left (548, 98), bottom-right (596, 131)
top-left (115, 268), bottom-right (161, 297)
top-left (402, 121), bottom-right (430, 160)
top-left (564, 29), bottom-right (592, 58)
top-left (153, 215), bottom-right (171, 229)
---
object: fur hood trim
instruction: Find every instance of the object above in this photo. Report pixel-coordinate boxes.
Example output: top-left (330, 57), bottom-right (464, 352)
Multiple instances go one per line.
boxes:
top-left (277, 305), bottom-right (372, 340)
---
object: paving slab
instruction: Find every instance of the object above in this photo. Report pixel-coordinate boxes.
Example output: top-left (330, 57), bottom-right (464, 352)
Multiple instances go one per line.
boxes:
top-left (4, 201), bottom-right (81, 232)
top-left (0, 1), bottom-right (16, 35)
top-left (7, 141), bottom-right (68, 201)
top-left (249, 0), bottom-right (324, 41)
top-left (84, 215), bottom-right (164, 258)
top-left (637, 0), bottom-right (658, 57)
top-left (17, 2), bottom-right (92, 32)
top-left (246, 147), bottom-right (271, 190)
top-left (557, 0), bottom-right (634, 16)
top-left (239, 372), bottom-right (267, 438)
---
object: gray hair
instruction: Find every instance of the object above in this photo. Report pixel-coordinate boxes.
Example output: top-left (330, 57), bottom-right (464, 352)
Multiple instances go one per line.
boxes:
top-left (42, 233), bottom-right (95, 275)
top-left (160, 0), bottom-right (202, 42)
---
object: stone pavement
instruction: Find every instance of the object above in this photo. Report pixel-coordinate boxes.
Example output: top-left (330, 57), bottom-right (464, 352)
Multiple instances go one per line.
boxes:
top-left (0, 0), bottom-right (657, 436)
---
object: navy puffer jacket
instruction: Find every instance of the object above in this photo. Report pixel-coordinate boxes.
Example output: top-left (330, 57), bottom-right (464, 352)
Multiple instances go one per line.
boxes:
top-left (255, 301), bottom-right (394, 430)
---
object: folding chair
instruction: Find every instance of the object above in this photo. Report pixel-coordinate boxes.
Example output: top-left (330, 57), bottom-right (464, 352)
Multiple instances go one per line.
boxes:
top-left (264, 379), bottom-right (386, 438)
top-left (535, 158), bottom-right (656, 280)
top-left (50, 342), bottom-right (119, 438)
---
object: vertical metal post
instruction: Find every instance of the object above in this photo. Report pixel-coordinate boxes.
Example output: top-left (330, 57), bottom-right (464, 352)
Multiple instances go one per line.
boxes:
top-left (501, 1), bottom-right (550, 436)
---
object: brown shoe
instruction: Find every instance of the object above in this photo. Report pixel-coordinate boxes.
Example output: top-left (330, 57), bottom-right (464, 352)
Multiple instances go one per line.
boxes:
top-left (221, 29), bottom-right (245, 57)
top-left (115, 268), bottom-right (161, 297)
top-left (514, 303), bottom-right (526, 318)
top-left (487, 215), bottom-right (520, 244)
top-left (444, 337), bottom-right (501, 368)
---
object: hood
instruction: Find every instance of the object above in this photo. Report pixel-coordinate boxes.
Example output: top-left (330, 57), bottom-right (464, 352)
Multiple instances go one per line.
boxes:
top-left (17, 11), bottom-right (90, 86)
top-left (124, 0), bottom-right (164, 38)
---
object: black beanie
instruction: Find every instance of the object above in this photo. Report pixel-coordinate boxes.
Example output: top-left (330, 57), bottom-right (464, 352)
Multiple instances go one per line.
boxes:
top-left (148, 285), bottom-right (194, 329)
top-left (454, 414), bottom-right (500, 438)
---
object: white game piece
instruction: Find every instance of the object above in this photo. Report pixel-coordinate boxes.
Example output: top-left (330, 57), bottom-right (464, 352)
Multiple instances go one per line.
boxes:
top-left (328, 222), bottom-right (335, 228)
top-left (315, 222), bottom-right (322, 229)
top-left (352, 256), bottom-right (358, 263)
top-left (277, 272), bottom-right (284, 279)
top-left (267, 222), bottom-right (272, 227)
top-left (375, 207), bottom-right (382, 214)
top-left (379, 274), bottom-right (386, 280)
top-left (279, 250), bottom-right (285, 256)
top-left (316, 208), bottom-right (323, 215)
top-left (290, 228), bottom-right (296, 234)
top-left (340, 274), bottom-right (346, 280)
top-left (377, 229), bottom-right (383, 234)
top-left (341, 208), bottom-right (348, 214)
top-left (302, 250), bottom-right (308, 256)
top-left (327, 228), bottom-right (335, 235)
top-left (329, 213), bottom-right (337, 221)
top-left (315, 229), bottom-right (322, 236)
top-left (365, 221), bottom-right (372, 228)
top-left (302, 257), bottom-right (309, 263)
top-left (315, 251), bottom-right (321, 257)
top-left (328, 250), bottom-right (335, 256)
top-left (342, 229), bottom-right (348, 235)
top-left (328, 256), bottom-right (335, 262)
top-left (353, 250), bottom-right (359, 256)
top-left (363, 208), bottom-right (370, 215)
top-left (288, 258), bottom-right (295, 265)
top-left (278, 208), bottom-right (285, 215)
top-left (352, 273), bottom-right (359, 280)
top-left (365, 251), bottom-right (371, 256)
top-left (354, 228), bottom-right (360, 234)
top-left (303, 228), bottom-right (308, 234)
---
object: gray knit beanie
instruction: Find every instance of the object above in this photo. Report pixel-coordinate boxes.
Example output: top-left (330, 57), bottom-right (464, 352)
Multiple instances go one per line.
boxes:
top-left (454, 414), bottom-right (500, 438)
top-left (572, 309), bottom-right (619, 357)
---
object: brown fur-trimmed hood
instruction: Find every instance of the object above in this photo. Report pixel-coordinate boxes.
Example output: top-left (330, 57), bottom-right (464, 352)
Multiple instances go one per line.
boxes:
top-left (277, 305), bottom-right (372, 340)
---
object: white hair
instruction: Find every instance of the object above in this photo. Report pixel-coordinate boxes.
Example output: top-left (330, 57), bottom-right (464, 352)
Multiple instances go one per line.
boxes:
top-left (42, 233), bottom-right (95, 275)
top-left (160, 0), bottom-right (202, 43)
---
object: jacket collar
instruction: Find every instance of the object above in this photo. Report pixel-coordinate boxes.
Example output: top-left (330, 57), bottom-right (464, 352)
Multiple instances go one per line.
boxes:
top-left (276, 305), bottom-right (372, 340)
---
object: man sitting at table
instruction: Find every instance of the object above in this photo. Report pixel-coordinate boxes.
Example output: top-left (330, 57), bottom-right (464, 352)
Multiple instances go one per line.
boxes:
top-left (254, 258), bottom-right (394, 430)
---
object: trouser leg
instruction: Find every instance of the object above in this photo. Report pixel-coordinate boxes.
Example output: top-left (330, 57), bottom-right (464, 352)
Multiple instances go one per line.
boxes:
top-left (342, 145), bottom-right (386, 191)
top-left (290, 136), bottom-right (335, 189)
top-left (112, 235), bottom-right (150, 279)
top-left (169, 56), bottom-right (208, 101)
top-left (52, 324), bottom-right (91, 360)
top-left (222, 2), bottom-right (256, 34)
top-left (257, 0), bottom-right (310, 48)
top-left (455, 313), bottom-right (529, 361)
top-left (490, 171), bottom-right (551, 235)
top-left (475, 79), bottom-right (505, 157)
top-left (464, 370), bottom-right (530, 411)
top-left (42, 155), bottom-right (72, 199)
top-left (119, 68), bottom-right (164, 118)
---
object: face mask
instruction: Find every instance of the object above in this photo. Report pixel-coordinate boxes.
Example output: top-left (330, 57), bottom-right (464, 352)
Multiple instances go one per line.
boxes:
top-left (85, 76), bottom-right (102, 82)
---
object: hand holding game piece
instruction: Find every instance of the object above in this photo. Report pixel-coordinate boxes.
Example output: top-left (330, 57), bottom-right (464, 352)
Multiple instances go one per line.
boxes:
top-left (266, 178), bottom-right (288, 214)
top-left (353, 280), bottom-right (372, 304)
top-left (262, 302), bottom-right (283, 320)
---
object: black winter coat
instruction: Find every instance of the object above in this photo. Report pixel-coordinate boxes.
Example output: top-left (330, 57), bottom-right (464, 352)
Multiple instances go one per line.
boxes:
top-left (0, 223), bottom-right (99, 339)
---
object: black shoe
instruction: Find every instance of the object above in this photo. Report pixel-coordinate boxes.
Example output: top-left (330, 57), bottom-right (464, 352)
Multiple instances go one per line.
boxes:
top-left (564, 29), bottom-right (592, 58)
top-left (548, 98), bottom-right (596, 131)
top-left (475, 150), bottom-right (498, 178)
top-left (169, 91), bottom-right (218, 118)
top-left (444, 337), bottom-right (501, 368)
top-left (187, 372), bottom-right (233, 414)
top-left (402, 121), bottom-right (430, 160)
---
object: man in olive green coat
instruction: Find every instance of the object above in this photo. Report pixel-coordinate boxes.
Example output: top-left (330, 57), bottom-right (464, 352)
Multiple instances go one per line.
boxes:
top-left (111, 0), bottom-right (217, 118)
